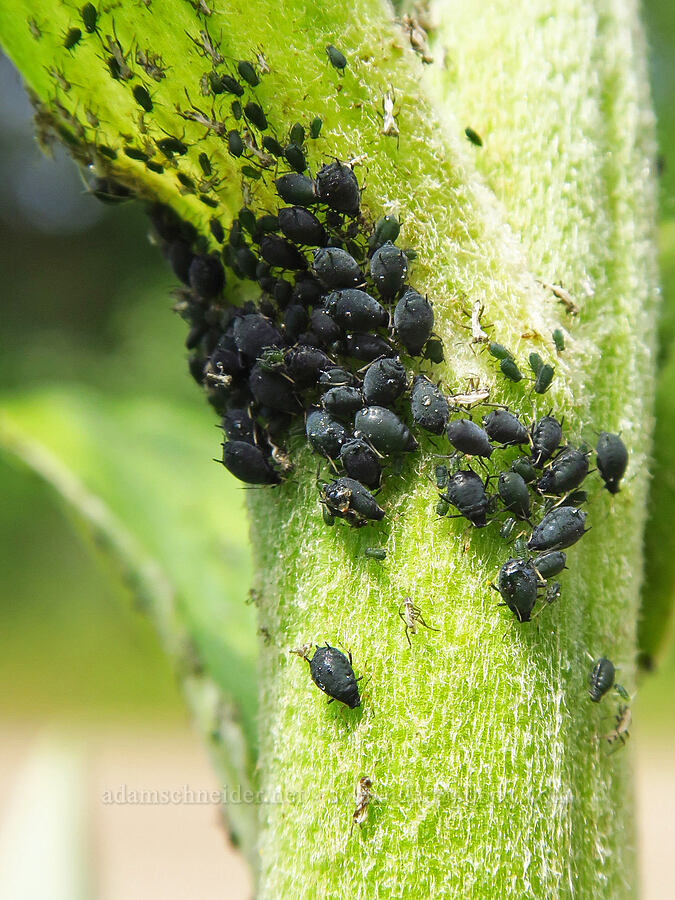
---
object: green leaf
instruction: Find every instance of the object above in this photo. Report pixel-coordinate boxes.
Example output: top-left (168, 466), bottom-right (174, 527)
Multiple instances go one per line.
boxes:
top-left (0, 387), bottom-right (258, 857)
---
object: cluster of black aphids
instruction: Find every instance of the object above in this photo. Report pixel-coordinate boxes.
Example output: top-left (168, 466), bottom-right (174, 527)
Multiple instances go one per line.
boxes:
top-left (146, 159), bottom-right (449, 522)
top-left (432, 417), bottom-right (628, 623)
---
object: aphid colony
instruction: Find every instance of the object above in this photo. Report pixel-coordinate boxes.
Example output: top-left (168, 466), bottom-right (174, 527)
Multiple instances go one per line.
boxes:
top-left (436, 417), bottom-right (629, 623)
top-left (145, 161), bottom-right (449, 519)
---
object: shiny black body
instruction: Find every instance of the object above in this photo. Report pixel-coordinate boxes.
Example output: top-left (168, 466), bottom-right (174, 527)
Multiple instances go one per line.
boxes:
top-left (321, 477), bottom-right (385, 524)
top-left (221, 441), bottom-right (280, 485)
top-left (446, 418), bottom-right (493, 458)
top-left (309, 644), bottom-right (360, 706)
top-left (537, 446), bottom-right (588, 494)
top-left (326, 289), bottom-right (388, 331)
top-left (393, 288), bottom-right (434, 356)
top-left (410, 376), bottom-right (449, 435)
top-left (312, 248), bottom-right (364, 289)
top-left (306, 409), bottom-right (348, 458)
top-left (497, 557), bottom-right (539, 622)
top-left (588, 657), bottom-right (615, 702)
top-left (339, 439), bottom-right (381, 489)
top-left (369, 241), bottom-right (408, 298)
top-left (362, 358), bottom-right (407, 406)
top-left (527, 506), bottom-right (587, 551)
top-left (483, 409), bottom-right (528, 446)
top-left (315, 161), bottom-right (359, 214)
top-left (498, 471), bottom-right (530, 519)
top-left (596, 432), bottom-right (628, 494)
top-left (531, 415), bottom-right (563, 467)
top-left (355, 406), bottom-right (418, 453)
top-left (442, 470), bottom-right (490, 527)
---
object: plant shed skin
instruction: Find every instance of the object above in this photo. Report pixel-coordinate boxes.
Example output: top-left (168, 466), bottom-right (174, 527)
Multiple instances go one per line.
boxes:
top-left (0, 0), bottom-right (663, 898)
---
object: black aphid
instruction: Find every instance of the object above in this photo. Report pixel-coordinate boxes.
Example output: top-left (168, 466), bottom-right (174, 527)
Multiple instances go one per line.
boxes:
top-left (278, 207), bottom-right (325, 246)
top-left (588, 657), bottom-right (615, 702)
top-left (306, 409), bottom-right (348, 458)
top-left (209, 218), bottom-right (225, 242)
top-left (424, 338), bottom-right (444, 364)
top-left (325, 44), bottom-right (347, 71)
top-left (483, 409), bottom-right (528, 446)
top-left (237, 59), bottom-right (259, 86)
top-left (369, 241), bottom-right (408, 298)
top-left (340, 439), bottom-right (381, 488)
top-left (63, 27), bottom-right (82, 50)
top-left (188, 253), bottom-right (225, 298)
top-left (496, 557), bottom-right (539, 622)
top-left (81, 4), bottom-right (98, 33)
top-left (321, 477), bottom-right (385, 524)
top-left (596, 432), bottom-right (628, 494)
top-left (157, 136), bottom-right (188, 157)
top-left (219, 74), bottom-right (244, 96)
top-left (410, 376), bottom-right (449, 435)
top-left (319, 367), bottom-right (355, 388)
top-left (133, 84), bottom-right (153, 112)
top-left (531, 415), bottom-right (563, 467)
top-left (275, 173), bottom-right (317, 206)
top-left (465, 127), bottom-right (483, 146)
top-left (527, 506), bottom-right (587, 551)
top-left (325, 288), bottom-right (387, 330)
top-left (282, 304), bottom-right (309, 342)
top-left (168, 238), bottom-right (194, 283)
top-left (446, 419), bottom-right (493, 458)
top-left (312, 248), bottom-right (364, 289)
top-left (284, 144), bottom-right (307, 173)
top-left (441, 470), bottom-right (490, 527)
top-left (315, 161), bottom-right (360, 215)
top-left (354, 406), bottom-right (418, 454)
top-left (309, 117), bottom-right (322, 139)
top-left (308, 644), bottom-right (360, 707)
top-left (249, 363), bottom-right (298, 413)
top-left (533, 550), bottom-right (566, 579)
top-left (124, 146), bottom-right (150, 162)
top-left (393, 288), bottom-right (434, 356)
top-left (292, 273), bottom-right (323, 306)
top-left (306, 310), bottom-right (342, 347)
top-left (498, 471), bottom-right (531, 519)
top-left (233, 314), bottom-right (282, 363)
top-left (552, 329), bottom-right (565, 352)
top-left (285, 346), bottom-right (332, 388)
top-left (227, 130), bottom-right (244, 157)
top-left (221, 441), bottom-right (280, 485)
top-left (362, 358), bottom-right (407, 406)
top-left (260, 235), bottom-right (308, 270)
top-left (221, 409), bottom-right (256, 444)
top-left (322, 386), bottom-right (364, 419)
top-left (537, 446), bottom-right (589, 495)
top-left (244, 101), bottom-right (267, 130)
top-left (207, 335), bottom-right (244, 379)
